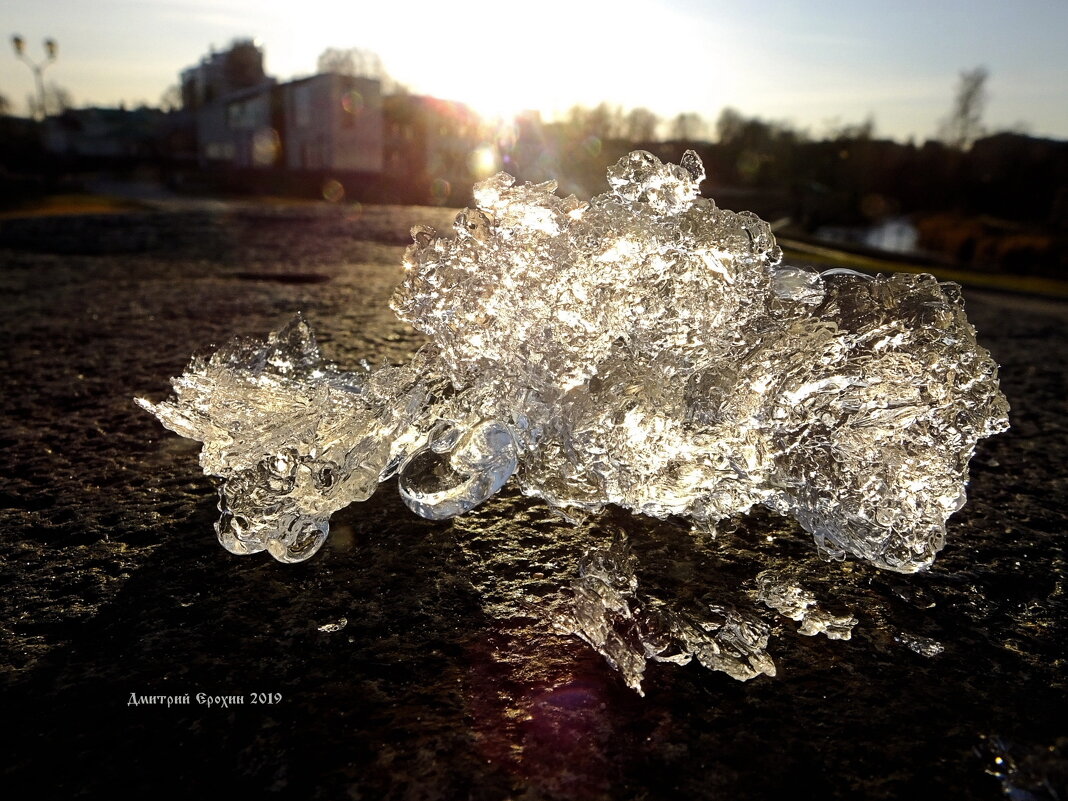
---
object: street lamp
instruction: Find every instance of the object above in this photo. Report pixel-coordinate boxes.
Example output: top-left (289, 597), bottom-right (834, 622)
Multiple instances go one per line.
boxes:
top-left (11, 34), bottom-right (58, 120)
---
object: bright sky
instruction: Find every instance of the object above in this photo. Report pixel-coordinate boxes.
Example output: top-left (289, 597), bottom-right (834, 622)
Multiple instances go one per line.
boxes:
top-left (4, 0), bottom-right (1067, 141)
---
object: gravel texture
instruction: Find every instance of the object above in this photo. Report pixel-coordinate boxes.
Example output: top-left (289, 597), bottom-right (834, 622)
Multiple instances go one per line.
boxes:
top-left (0, 206), bottom-right (1065, 800)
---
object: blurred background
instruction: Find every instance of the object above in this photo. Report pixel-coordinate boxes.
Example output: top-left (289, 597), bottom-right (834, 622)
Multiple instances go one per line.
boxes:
top-left (2, 0), bottom-right (1066, 279)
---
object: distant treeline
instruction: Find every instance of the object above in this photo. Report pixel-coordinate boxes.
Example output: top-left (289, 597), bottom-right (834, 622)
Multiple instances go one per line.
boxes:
top-left (503, 106), bottom-right (1068, 230)
top-left (490, 106), bottom-right (1068, 276)
top-left (2, 101), bottom-right (1065, 275)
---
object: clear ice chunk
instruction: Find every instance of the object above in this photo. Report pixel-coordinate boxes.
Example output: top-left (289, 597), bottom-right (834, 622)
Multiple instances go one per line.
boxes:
top-left (755, 568), bottom-right (857, 639)
top-left (894, 632), bottom-right (945, 657)
top-left (135, 315), bottom-right (436, 562)
top-left (136, 150), bottom-right (1009, 690)
top-left (398, 419), bottom-right (518, 519)
top-left (754, 568), bottom-right (818, 621)
top-left (555, 536), bottom-right (776, 694)
top-left (317, 617), bottom-right (348, 633)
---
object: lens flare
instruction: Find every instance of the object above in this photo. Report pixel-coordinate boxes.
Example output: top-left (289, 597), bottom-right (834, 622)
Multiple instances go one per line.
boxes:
top-left (341, 90), bottom-right (364, 115)
top-left (430, 178), bottom-right (451, 203)
top-left (252, 128), bottom-right (280, 167)
top-left (469, 144), bottom-right (500, 178)
top-left (322, 179), bottom-right (345, 203)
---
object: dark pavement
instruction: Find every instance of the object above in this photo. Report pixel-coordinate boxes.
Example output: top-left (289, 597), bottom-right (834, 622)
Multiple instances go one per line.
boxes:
top-left (0, 206), bottom-right (1065, 800)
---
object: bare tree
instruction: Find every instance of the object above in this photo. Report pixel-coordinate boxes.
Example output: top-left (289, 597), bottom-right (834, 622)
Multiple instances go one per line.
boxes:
top-left (318, 47), bottom-right (355, 76)
top-left (317, 47), bottom-right (408, 93)
top-left (670, 112), bottom-right (705, 142)
top-left (939, 66), bottom-right (988, 149)
top-left (318, 47), bottom-right (383, 79)
top-left (823, 114), bottom-right (875, 142)
top-left (159, 84), bottom-right (182, 112)
top-left (564, 103), bottom-right (624, 140)
top-left (591, 102), bottom-right (624, 139)
top-left (27, 81), bottom-right (72, 118)
top-left (623, 107), bottom-right (659, 142)
top-left (716, 107), bottom-right (746, 145)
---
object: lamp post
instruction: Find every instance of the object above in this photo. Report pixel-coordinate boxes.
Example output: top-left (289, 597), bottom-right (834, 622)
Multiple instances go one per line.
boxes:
top-left (11, 35), bottom-right (57, 120)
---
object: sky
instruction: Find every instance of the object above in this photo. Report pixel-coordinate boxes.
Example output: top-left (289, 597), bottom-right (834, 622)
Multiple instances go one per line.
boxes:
top-left (4, 0), bottom-right (1068, 142)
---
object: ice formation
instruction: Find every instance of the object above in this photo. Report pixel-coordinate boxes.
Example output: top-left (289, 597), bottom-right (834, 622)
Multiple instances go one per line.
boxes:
top-left (755, 568), bottom-right (857, 639)
top-left (894, 632), bottom-right (945, 657)
top-left (137, 150), bottom-right (1008, 687)
top-left (559, 535), bottom-right (775, 693)
top-left (138, 149), bottom-right (1008, 570)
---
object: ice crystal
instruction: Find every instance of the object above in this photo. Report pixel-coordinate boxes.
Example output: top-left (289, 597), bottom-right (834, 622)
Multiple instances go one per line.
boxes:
top-left (317, 618), bottom-right (348, 633)
top-left (558, 536), bottom-right (775, 694)
top-left (894, 632), bottom-right (944, 657)
top-left (756, 568), bottom-right (857, 639)
top-left (138, 149), bottom-right (1007, 572)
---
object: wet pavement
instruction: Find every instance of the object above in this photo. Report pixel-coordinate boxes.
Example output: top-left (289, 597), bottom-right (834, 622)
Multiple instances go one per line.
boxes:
top-left (0, 205), bottom-right (1065, 799)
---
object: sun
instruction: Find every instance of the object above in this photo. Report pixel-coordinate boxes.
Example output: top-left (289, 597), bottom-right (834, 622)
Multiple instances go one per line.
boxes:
top-left (263, 0), bottom-right (727, 127)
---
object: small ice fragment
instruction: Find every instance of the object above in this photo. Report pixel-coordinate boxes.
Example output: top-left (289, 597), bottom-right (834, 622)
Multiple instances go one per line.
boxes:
top-left (756, 569), bottom-right (856, 639)
top-left (318, 617), bottom-right (348, 633)
top-left (894, 632), bottom-right (944, 657)
top-left (398, 419), bottom-right (518, 519)
top-left (797, 608), bottom-right (857, 640)
top-left (755, 569), bottom-right (816, 621)
top-left (771, 266), bottom-right (825, 305)
top-left (556, 536), bottom-right (775, 694)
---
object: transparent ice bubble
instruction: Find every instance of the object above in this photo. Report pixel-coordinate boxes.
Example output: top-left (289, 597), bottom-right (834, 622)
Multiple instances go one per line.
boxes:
top-left (398, 419), bottom-right (518, 519)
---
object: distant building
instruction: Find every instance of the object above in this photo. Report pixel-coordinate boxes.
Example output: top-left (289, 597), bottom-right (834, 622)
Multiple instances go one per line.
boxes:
top-left (179, 40), bottom-right (385, 173)
top-left (180, 40), bottom-right (269, 110)
top-left (178, 40), bottom-right (276, 167)
top-left (195, 83), bottom-right (276, 166)
top-left (282, 73), bottom-right (383, 173)
top-left (384, 95), bottom-right (483, 201)
top-left (192, 73), bottom-right (385, 172)
top-left (43, 107), bottom-right (168, 160)
top-left (173, 39), bottom-right (492, 202)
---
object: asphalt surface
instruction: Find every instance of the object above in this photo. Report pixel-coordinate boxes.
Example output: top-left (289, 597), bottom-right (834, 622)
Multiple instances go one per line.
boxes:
top-left (0, 205), bottom-right (1065, 800)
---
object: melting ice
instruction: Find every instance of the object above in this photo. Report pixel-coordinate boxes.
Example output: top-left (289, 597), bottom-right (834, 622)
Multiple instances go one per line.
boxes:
top-left (559, 534), bottom-right (776, 694)
top-left (755, 568), bottom-right (857, 639)
top-left (138, 150), bottom-right (1009, 688)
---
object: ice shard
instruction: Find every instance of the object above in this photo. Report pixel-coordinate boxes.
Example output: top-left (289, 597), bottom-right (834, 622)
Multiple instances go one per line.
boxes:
top-left (557, 535), bottom-right (776, 694)
top-left (755, 569), bottom-right (857, 640)
top-left (138, 150), bottom-right (1008, 575)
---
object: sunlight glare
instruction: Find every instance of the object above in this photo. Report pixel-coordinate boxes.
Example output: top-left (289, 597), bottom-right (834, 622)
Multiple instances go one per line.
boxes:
top-left (256, 0), bottom-right (731, 123)
top-left (469, 144), bottom-right (501, 178)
